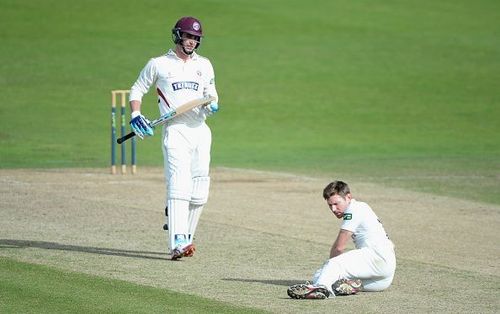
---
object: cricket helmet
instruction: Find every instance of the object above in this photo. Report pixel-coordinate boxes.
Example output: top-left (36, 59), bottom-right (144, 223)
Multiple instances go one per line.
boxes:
top-left (172, 16), bottom-right (203, 48)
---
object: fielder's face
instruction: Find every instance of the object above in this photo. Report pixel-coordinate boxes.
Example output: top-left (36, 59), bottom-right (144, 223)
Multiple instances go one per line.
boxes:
top-left (326, 193), bottom-right (352, 219)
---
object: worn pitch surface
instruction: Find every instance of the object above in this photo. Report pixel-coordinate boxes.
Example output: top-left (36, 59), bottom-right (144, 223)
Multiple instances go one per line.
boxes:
top-left (1, 168), bottom-right (499, 313)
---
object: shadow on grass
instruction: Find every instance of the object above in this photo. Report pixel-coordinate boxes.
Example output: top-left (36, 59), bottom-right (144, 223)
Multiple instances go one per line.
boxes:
top-left (222, 278), bottom-right (304, 287)
top-left (0, 239), bottom-right (169, 260)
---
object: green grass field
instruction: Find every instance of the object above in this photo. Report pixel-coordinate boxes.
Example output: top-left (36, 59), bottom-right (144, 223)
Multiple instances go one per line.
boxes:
top-left (1, 0), bottom-right (499, 203)
top-left (1, 0), bottom-right (499, 312)
top-left (0, 257), bottom-right (267, 313)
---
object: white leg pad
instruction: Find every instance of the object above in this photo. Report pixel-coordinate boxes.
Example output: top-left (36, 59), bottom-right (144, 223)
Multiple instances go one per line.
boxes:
top-left (188, 203), bottom-right (203, 243)
top-left (167, 199), bottom-right (190, 252)
top-left (187, 176), bottom-right (210, 242)
top-left (190, 176), bottom-right (210, 205)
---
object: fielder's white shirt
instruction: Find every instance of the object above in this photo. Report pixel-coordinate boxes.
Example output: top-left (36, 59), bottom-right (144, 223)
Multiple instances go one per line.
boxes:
top-left (130, 49), bottom-right (218, 126)
top-left (341, 199), bottom-right (392, 249)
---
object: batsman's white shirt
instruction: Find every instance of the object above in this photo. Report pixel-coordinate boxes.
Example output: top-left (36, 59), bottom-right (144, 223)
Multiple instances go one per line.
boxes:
top-left (129, 49), bottom-right (218, 126)
top-left (129, 49), bottom-right (218, 188)
top-left (313, 199), bottom-right (396, 294)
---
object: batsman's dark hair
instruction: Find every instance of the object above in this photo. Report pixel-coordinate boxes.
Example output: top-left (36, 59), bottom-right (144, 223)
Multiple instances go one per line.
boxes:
top-left (323, 181), bottom-right (350, 199)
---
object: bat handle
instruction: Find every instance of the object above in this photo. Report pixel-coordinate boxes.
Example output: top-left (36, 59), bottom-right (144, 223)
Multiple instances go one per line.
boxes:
top-left (117, 132), bottom-right (135, 144)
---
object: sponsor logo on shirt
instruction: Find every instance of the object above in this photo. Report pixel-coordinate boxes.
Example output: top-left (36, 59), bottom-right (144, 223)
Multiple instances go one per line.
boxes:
top-left (172, 81), bottom-right (199, 91)
top-left (343, 213), bottom-right (352, 220)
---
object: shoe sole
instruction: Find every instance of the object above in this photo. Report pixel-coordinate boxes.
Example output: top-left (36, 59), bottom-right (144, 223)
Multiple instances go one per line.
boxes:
top-left (333, 279), bottom-right (362, 295)
top-left (287, 284), bottom-right (329, 299)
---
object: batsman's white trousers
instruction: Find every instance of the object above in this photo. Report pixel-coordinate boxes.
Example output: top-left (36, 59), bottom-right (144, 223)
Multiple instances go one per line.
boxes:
top-left (162, 122), bottom-right (211, 201)
top-left (162, 122), bottom-right (211, 251)
top-left (313, 242), bottom-right (396, 294)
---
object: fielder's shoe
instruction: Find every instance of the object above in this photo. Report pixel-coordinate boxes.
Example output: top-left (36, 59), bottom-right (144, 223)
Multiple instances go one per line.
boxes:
top-left (171, 243), bottom-right (196, 260)
top-left (287, 283), bottom-right (330, 299)
top-left (331, 278), bottom-right (363, 296)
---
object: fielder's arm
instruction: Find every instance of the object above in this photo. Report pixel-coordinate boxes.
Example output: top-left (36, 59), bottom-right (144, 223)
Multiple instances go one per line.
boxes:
top-left (330, 229), bottom-right (352, 258)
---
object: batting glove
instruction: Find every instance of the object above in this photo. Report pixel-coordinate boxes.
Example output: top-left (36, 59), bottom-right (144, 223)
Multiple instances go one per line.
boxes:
top-left (130, 112), bottom-right (154, 139)
top-left (204, 101), bottom-right (219, 116)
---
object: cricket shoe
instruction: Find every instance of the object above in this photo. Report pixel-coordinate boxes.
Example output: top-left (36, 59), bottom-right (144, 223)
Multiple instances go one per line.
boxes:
top-left (171, 243), bottom-right (196, 260)
top-left (287, 283), bottom-right (330, 299)
top-left (331, 278), bottom-right (363, 296)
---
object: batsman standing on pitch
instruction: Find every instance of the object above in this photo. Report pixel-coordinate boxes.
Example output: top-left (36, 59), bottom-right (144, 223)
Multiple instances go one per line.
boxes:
top-left (128, 16), bottom-right (219, 260)
top-left (287, 181), bottom-right (396, 299)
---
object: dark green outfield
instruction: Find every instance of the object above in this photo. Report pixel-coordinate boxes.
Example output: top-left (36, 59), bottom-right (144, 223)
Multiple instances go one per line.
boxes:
top-left (0, 257), bottom-right (267, 314)
top-left (1, 0), bottom-right (498, 203)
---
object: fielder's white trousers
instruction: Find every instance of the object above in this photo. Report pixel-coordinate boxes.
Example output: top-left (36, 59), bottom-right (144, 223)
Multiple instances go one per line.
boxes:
top-left (313, 243), bottom-right (396, 294)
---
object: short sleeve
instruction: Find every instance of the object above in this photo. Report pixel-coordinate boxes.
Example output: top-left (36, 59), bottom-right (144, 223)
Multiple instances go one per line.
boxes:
top-left (341, 209), bottom-right (361, 233)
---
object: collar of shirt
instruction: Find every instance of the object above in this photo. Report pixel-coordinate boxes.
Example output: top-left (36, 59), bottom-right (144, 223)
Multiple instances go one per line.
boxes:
top-left (166, 48), bottom-right (199, 61)
top-left (346, 199), bottom-right (357, 213)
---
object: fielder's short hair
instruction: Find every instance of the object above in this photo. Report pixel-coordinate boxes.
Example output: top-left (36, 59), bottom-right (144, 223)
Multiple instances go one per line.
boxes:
top-left (323, 181), bottom-right (350, 199)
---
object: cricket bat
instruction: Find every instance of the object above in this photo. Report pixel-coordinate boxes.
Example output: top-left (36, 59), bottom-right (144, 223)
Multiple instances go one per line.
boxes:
top-left (117, 95), bottom-right (216, 144)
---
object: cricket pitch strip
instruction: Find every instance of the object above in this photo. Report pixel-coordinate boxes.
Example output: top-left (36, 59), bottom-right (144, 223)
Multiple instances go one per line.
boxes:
top-left (1, 167), bottom-right (499, 313)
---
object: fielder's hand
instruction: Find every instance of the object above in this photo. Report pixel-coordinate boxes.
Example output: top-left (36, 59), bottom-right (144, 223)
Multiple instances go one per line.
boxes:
top-left (204, 101), bottom-right (219, 116)
top-left (130, 112), bottom-right (154, 139)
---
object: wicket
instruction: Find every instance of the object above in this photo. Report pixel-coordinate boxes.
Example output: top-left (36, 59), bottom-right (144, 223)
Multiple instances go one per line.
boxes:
top-left (111, 90), bottom-right (136, 174)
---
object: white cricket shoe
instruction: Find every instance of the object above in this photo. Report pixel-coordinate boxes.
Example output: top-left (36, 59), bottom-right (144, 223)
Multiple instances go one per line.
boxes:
top-left (171, 243), bottom-right (196, 260)
top-left (332, 278), bottom-right (363, 296)
top-left (287, 283), bottom-right (330, 299)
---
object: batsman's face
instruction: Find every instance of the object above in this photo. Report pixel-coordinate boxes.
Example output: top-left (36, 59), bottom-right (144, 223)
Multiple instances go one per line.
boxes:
top-left (326, 193), bottom-right (352, 219)
top-left (181, 33), bottom-right (199, 53)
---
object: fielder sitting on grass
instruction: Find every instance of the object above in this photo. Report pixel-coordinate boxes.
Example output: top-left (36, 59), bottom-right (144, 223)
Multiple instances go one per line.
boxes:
top-left (287, 180), bottom-right (396, 299)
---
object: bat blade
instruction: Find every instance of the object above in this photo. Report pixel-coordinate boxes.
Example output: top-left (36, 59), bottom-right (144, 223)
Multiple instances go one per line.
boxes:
top-left (150, 95), bottom-right (216, 127)
top-left (117, 95), bottom-right (216, 144)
